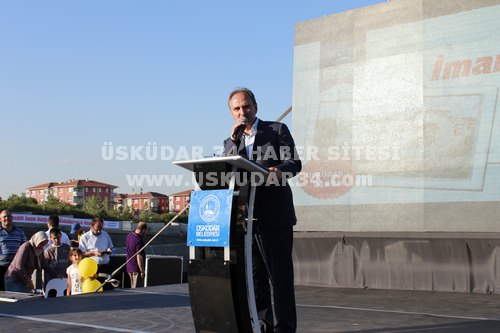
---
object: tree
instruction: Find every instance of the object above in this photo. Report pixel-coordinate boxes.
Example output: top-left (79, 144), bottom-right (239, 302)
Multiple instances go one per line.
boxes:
top-left (2, 193), bottom-right (40, 212)
top-left (139, 209), bottom-right (152, 222)
top-left (84, 195), bottom-right (106, 217)
top-left (103, 196), bottom-right (112, 212)
top-left (45, 195), bottom-right (63, 206)
top-left (107, 205), bottom-right (133, 221)
top-left (7, 194), bottom-right (37, 205)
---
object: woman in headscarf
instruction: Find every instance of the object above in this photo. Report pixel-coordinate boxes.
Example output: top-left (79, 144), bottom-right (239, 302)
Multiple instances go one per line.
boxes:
top-left (4, 231), bottom-right (48, 293)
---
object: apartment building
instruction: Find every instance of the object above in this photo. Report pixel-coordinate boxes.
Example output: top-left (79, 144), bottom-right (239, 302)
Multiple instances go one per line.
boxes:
top-left (26, 179), bottom-right (117, 207)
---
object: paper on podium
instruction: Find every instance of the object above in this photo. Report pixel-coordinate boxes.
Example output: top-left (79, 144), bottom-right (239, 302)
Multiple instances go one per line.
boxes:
top-left (173, 155), bottom-right (269, 176)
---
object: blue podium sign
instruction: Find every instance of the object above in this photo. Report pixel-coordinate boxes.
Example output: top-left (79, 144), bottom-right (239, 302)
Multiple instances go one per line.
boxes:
top-left (187, 189), bottom-right (233, 247)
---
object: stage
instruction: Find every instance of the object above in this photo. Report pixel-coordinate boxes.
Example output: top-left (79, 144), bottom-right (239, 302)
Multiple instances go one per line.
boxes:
top-left (1, 284), bottom-right (500, 332)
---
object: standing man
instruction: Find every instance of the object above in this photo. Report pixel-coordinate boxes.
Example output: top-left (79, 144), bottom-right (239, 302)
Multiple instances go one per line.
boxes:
top-left (79, 217), bottom-right (114, 290)
top-left (78, 216), bottom-right (113, 290)
top-left (126, 222), bottom-right (148, 288)
top-left (0, 210), bottom-right (27, 291)
top-left (223, 88), bottom-right (302, 333)
top-left (79, 216), bottom-right (114, 266)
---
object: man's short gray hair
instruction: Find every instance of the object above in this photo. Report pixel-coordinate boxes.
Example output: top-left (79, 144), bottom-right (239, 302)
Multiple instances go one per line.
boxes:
top-left (228, 87), bottom-right (257, 107)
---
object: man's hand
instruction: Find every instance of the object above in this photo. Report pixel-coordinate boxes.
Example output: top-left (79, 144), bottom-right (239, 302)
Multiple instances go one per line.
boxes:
top-left (99, 248), bottom-right (112, 256)
top-left (268, 167), bottom-right (282, 179)
top-left (230, 118), bottom-right (248, 141)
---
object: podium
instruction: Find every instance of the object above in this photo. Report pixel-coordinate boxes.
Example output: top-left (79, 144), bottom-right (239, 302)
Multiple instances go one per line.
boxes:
top-left (174, 156), bottom-right (269, 333)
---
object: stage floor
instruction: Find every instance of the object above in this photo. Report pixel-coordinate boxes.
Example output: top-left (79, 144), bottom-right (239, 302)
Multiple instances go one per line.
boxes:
top-left (1, 284), bottom-right (500, 332)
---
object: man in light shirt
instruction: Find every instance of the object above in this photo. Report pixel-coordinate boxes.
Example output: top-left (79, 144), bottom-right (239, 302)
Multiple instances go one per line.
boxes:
top-left (79, 216), bottom-right (113, 265)
top-left (79, 216), bottom-right (114, 290)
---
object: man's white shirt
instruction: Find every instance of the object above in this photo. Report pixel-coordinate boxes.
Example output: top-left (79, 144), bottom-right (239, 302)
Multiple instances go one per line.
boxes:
top-left (78, 230), bottom-right (114, 265)
top-left (243, 118), bottom-right (259, 159)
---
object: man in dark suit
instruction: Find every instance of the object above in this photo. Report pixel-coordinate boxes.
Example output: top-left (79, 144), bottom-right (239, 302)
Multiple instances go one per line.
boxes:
top-left (223, 88), bottom-right (301, 333)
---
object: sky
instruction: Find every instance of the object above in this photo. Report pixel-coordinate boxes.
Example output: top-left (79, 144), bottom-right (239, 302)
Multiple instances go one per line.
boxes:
top-left (0, 0), bottom-right (384, 199)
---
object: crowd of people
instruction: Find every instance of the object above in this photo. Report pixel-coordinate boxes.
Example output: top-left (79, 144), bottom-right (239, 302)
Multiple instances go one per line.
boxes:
top-left (2, 87), bottom-right (299, 331)
top-left (0, 209), bottom-right (147, 295)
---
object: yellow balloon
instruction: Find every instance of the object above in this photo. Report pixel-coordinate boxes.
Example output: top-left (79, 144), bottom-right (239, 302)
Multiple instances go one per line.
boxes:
top-left (82, 278), bottom-right (103, 293)
top-left (78, 258), bottom-right (98, 279)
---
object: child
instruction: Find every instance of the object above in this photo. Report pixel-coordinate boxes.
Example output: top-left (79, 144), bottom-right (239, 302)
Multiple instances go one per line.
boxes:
top-left (43, 227), bottom-right (71, 285)
top-left (66, 248), bottom-right (84, 295)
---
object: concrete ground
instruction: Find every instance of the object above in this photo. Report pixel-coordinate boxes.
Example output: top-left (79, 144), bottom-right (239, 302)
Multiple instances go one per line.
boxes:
top-left (1, 284), bottom-right (500, 332)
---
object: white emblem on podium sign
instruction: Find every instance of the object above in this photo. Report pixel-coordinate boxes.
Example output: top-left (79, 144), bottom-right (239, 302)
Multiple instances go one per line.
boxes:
top-left (200, 194), bottom-right (221, 222)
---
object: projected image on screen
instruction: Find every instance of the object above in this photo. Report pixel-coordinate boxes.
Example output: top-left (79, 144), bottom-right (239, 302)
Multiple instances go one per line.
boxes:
top-left (291, 1), bottom-right (500, 232)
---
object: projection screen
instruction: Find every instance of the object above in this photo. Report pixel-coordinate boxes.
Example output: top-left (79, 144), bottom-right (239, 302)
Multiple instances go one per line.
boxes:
top-left (291, 0), bottom-right (500, 232)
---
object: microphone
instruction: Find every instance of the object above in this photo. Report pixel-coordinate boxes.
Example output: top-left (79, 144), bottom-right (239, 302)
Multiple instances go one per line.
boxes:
top-left (232, 116), bottom-right (248, 142)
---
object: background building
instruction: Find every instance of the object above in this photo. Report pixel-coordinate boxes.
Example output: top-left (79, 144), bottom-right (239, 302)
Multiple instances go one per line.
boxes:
top-left (113, 191), bottom-right (169, 216)
top-left (26, 179), bottom-right (117, 207)
top-left (169, 190), bottom-right (191, 212)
